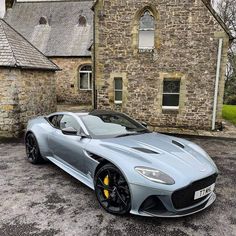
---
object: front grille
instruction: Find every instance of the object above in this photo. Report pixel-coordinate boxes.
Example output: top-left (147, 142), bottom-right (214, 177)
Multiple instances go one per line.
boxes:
top-left (172, 173), bottom-right (217, 209)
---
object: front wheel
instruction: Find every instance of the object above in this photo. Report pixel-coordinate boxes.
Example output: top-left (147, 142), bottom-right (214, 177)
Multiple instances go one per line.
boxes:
top-left (25, 133), bottom-right (44, 164)
top-left (95, 163), bottom-right (131, 215)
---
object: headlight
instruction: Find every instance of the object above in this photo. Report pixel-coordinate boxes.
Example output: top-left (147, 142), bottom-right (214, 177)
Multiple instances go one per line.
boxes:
top-left (135, 167), bottom-right (175, 185)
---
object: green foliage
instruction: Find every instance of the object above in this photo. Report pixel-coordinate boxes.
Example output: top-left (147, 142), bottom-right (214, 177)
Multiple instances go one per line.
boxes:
top-left (225, 95), bottom-right (236, 105)
top-left (222, 105), bottom-right (236, 125)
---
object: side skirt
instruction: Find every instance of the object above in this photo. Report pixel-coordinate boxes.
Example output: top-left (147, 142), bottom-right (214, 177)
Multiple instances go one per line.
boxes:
top-left (46, 156), bottom-right (95, 190)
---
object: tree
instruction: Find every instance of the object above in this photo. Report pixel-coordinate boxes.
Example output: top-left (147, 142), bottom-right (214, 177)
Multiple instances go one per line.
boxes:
top-left (216, 0), bottom-right (236, 104)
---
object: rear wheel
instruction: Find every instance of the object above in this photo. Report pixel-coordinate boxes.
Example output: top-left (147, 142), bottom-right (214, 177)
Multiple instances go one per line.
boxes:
top-left (95, 163), bottom-right (131, 215)
top-left (25, 133), bottom-right (44, 164)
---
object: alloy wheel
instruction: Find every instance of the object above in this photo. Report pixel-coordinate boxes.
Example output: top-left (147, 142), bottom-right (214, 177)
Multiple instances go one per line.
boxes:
top-left (95, 164), bottom-right (131, 215)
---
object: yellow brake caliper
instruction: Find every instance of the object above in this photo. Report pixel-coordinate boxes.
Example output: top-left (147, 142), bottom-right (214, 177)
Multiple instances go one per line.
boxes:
top-left (103, 175), bottom-right (110, 199)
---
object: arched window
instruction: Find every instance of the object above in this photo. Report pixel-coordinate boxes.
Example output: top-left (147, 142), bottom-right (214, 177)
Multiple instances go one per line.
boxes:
top-left (78, 16), bottom-right (87, 27)
top-left (39, 16), bottom-right (48, 25)
top-left (79, 65), bottom-right (92, 90)
top-left (139, 10), bottom-right (155, 49)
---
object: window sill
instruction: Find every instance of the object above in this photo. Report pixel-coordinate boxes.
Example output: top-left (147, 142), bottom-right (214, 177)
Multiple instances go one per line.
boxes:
top-left (162, 106), bottom-right (179, 114)
top-left (138, 48), bottom-right (154, 53)
top-left (114, 101), bottom-right (122, 104)
top-left (80, 89), bottom-right (92, 91)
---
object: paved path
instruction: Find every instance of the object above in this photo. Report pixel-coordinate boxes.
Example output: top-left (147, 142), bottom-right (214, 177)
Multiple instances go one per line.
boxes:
top-left (0, 137), bottom-right (235, 236)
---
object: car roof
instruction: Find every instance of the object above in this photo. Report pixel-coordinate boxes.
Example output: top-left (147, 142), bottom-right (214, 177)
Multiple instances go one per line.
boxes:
top-left (89, 110), bottom-right (122, 116)
top-left (47, 110), bottom-right (121, 118)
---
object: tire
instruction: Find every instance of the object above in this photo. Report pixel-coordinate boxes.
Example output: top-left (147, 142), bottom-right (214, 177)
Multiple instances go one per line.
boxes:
top-left (94, 163), bottom-right (131, 215)
top-left (25, 133), bottom-right (44, 164)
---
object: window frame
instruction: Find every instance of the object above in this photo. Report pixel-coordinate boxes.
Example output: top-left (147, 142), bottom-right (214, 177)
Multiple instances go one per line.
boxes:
top-left (114, 77), bottom-right (123, 104)
top-left (138, 10), bottom-right (155, 50)
top-left (162, 79), bottom-right (181, 110)
top-left (59, 114), bottom-right (81, 132)
top-left (79, 65), bottom-right (92, 91)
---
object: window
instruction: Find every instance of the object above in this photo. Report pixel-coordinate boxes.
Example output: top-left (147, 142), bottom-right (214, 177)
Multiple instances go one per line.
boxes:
top-left (139, 10), bottom-right (155, 50)
top-left (162, 79), bottom-right (181, 109)
top-left (80, 112), bottom-right (149, 139)
top-left (47, 115), bottom-right (63, 129)
top-left (59, 115), bottom-right (81, 131)
top-left (79, 65), bottom-right (92, 90)
top-left (114, 77), bottom-right (123, 104)
top-left (78, 16), bottom-right (87, 26)
top-left (39, 16), bottom-right (48, 25)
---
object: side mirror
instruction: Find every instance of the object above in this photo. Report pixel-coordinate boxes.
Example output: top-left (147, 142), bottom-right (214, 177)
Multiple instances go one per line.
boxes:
top-left (62, 127), bottom-right (78, 135)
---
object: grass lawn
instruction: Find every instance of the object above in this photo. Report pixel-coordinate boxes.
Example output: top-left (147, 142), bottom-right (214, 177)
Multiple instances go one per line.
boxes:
top-left (222, 105), bottom-right (236, 125)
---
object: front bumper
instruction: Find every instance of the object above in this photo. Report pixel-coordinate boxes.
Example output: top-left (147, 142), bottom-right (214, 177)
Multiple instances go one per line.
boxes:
top-left (129, 183), bottom-right (216, 218)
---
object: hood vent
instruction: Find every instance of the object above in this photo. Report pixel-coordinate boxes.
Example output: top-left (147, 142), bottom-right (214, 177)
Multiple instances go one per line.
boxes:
top-left (172, 140), bottom-right (185, 149)
top-left (132, 147), bottom-right (159, 154)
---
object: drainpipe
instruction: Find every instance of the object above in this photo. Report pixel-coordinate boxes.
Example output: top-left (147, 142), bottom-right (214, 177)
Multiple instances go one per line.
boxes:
top-left (93, 11), bottom-right (97, 109)
top-left (212, 38), bottom-right (223, 130)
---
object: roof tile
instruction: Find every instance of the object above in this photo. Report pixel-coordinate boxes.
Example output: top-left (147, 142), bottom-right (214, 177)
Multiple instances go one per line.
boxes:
top-left (0, 19), bottom-right (60, 71)
top-left (5, 1), bottom-right (94, 57)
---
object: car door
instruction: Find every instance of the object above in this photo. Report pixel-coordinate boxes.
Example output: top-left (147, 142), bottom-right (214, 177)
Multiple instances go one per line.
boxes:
top-left (48, 114), bottom-right (90, 174)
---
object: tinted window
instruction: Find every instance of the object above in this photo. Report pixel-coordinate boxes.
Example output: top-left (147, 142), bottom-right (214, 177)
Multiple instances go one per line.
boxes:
top-left (162, 79), bottom-right (181, 108)
top-left (48, 115), bottom-right (63, 129)
top-left (60, 115), bottom-right (81, 131)
top-left (80, 113), bottom-right (149, 139)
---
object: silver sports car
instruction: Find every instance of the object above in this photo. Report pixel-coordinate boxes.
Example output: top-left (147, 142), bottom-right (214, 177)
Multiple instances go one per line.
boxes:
top-left (25, 110), bottom-right (218, 217)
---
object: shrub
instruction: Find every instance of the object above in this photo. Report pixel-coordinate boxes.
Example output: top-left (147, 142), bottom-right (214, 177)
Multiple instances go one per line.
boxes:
top-left (225, 95), bottom-right (236, 105)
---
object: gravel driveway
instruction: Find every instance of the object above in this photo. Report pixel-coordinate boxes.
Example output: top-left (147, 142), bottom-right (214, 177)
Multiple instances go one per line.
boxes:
top-left (0, 137), bottom-right (235, 236)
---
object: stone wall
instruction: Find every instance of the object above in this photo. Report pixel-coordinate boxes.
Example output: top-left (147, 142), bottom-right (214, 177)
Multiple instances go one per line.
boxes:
top-left (94, 0), bottom-right (229, 130)
top-left (0, 68), bottom-right (56, 137)
top-left (51, 57), bottom-right (93, 105)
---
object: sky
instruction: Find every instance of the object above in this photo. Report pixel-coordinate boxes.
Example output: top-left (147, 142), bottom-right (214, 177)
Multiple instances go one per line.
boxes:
top-left (0, 0), bottom-right (5, 18)
top-left (0, 0), bottom-right (220, 19)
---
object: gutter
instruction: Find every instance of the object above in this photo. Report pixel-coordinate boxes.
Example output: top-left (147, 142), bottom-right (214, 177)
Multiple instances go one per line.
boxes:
top-left (212, 38), bottom-right (223, 130)
top-left (93, 9), bottom-right (97, 109)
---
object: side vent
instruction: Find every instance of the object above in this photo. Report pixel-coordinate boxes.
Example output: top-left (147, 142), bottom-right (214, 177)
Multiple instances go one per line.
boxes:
top-left (172, 140), bottom-right (185, 149)
top-left (132, 147), bottom-right (159, 154)
top-left (85, 151), bottom-right (103, 162)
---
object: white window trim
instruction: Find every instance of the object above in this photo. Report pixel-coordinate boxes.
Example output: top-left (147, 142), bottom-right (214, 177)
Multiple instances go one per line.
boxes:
top-left (80, 70), bottom-right (92, 91)
top-left (162, 106), bottom-right (179, 110)
top-left (162, 81), bottom-right (181, 109)
top-left (138, 12), bottom-right (155, 50)
top-left (114, 78), bottom-right (123, 104)
top-left (114, 89), bottom-right (123, 103)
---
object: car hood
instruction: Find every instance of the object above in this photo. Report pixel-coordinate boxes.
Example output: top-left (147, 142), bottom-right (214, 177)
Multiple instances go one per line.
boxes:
top-left (91, 132), bottom-right (217, 185)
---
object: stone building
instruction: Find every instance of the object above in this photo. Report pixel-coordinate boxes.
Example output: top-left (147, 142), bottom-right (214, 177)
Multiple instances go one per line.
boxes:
top-left (5, 1), bottom-right (94, 105)
top-left (0, 19), bottom-right (59, 137)
top-left (93, 0), bottom-right (233, 130)
top-left (2, 0), bottom-right (233, 131)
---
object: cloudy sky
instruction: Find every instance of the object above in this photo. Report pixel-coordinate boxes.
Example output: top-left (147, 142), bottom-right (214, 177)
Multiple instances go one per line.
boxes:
top-left (0, 0), bottom-right (5, 18)
top-left (0, 0), bottom-right (65, 18)
top-left (0, 0), bottom-right (220, 19)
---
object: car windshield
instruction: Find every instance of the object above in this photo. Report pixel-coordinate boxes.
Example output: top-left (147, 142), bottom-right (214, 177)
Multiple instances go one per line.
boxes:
top-left (80, 113), bottom-right (150, 139)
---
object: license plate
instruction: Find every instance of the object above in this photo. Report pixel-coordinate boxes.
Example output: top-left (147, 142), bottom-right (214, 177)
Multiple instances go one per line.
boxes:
top-left (194, 184), bottom-right (215, 200)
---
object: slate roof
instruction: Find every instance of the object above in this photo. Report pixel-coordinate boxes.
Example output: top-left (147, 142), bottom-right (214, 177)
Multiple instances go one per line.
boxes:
top-left (5, 1), bottom-right (93, 57)
top-left (0, 19), bottom-right (59, 70)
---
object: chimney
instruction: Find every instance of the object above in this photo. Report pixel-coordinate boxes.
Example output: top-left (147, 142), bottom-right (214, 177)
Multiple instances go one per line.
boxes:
top-left (0, 0), bottom-right (6, 18)
top-left (1, 0), bottom-right (14, 19)
top-left (6, 0), bottom-right (14, 9)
